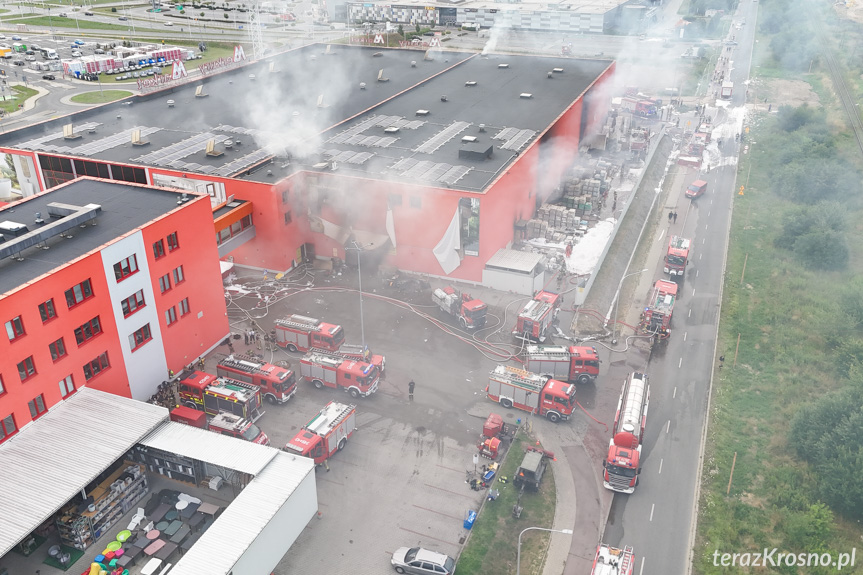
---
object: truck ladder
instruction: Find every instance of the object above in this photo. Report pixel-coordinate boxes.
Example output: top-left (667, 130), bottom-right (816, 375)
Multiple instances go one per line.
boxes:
top-left (219, 354), bottom-right (268, 375)
top-left (620, 546), bottom-right (634, 573)
top-left (275, 315), bottom-right (321, 330)
top-left (494, 365), bottom-right (546, 391)
top-left (310, 348), bottom-right (362, 363)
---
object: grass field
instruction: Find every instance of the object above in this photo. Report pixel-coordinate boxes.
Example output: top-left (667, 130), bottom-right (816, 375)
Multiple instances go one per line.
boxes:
top-left (70, 90), bottom-right (133, 104)
top-left (457, 429), bottom-right (557, 575)
top-left (0, 86), bottom-right (38, 115)
top-left (7, 16), bottom-right (165, 33)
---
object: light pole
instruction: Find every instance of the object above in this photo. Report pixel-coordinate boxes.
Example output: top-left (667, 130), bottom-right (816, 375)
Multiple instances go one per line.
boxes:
top-left (611, 268), bottom-right (649, 344)
top-left (345, 241), bottom-right (373, 355)
top-left (516, 527), bottom-right (573, 575)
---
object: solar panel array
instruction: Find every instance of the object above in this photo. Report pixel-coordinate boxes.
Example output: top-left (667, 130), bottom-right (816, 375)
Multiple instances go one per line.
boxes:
top-left (389, 158), bottom-right (471, 185)
top-left (493, 127), bottom-right (537, 151)
top-left (323, 150), bottom-right (375, 165)
top-left (133, 132), bottom-right (227, 165)
top-left (327, 116), bottom-right (384, 144)
top-left (16, 122), bottom-right (102, 152)
top-left (414, 121), bottom-right (471, 154)
top-left (74, 127), bottom-right (162, 156)
top-left (333, 134), bottom-right (397, 148)
top-left (373, 116), bottom-right (425, 130)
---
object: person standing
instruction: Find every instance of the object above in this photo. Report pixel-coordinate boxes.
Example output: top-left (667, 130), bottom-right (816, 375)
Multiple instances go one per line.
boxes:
top-left (408, 380), bottom-right (415, 402)
top-left (244, 330), bottom-right (250, 345)
top-left (673, 212), bottom-right (678, 223)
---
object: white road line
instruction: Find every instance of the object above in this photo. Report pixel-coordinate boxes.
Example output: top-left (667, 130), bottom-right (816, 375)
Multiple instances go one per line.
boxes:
top-left (696, 269), bottom-right (699, 278)
top-left (678, 357), bottom-right (682, 368)
top-left (639, 557), bottom-right (646, 575)
top-left (667, 420), bottom-right (671, 433)
top-left (700, 253), bottom-right (703, 260)
top-left (705, 224), bottom-right (709, 231)
top-left (684, 332), bottom-right (687, 341)
top-left (657, 228), bottom-right (666, 242)
top-left (708, 210), bottom-right (711, 217)
top-left (659, 458), bottom-right (664, 474)
top-left (673, 387), bottom-right (677, 399)
top-left (692, 288), bottom-right (696, 297)
top-left (650, 503), bottom-right (655, 521)
top-left (688, 308), bottom-right (692, 317)
top-left (703, 238), bottom-right (706, 244)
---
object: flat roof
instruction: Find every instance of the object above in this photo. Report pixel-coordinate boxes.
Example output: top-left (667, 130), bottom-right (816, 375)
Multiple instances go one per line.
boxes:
top-left (485, 248), bottom-right (544, 273)
top-left (0, 178), bottom-right (193, 296)
top-left (0, 388), bottom-right (169, 557)
top-left (0, 45), bottom-right (611, 192)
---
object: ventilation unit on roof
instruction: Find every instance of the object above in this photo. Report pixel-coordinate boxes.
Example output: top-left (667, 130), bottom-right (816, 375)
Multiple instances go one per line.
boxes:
top-left (310, 55), bottom-right (317, 61)
top-left (360, 82), bottom-right (367, 90)
top-left (462, 136), bottom-right (478, 143)
top-left (520, 93), bottom-right (533, 99)
top-left (479, 124), bottom-right (486, 132)
top-left (465, 81), bottom-right (477, 87)
top-left (34, 212), bottom-right (44, 225)
top-left (62, 123), bottom-right (81, 141)
top-left (416, 110), bottom-right (430, 116)
top-left (269, 61), bottom-right (278, 73)
top-left (441, 95), bottom-right (448, 102)
top-left (131, 129), bottom-right (149, 147)
top-left (373, 52), bottom-right (383, 57)
top-left (547, 72), bottom-right (553, 79)
top-left (205, 139), bottom-right (223, 158)
top-left (498, 63), bottom-right (509, 69)
top-left (384, 126), bottom-right (399, 133)
top-left (411, 61), bottom-right (417, 67)
top-left (195, 85), bottom-right (208, 98)
top-left (249, 74), bottom-right (256, 81)
top-left (317, 94), bottom-right (328, 108)
top-left (377, 69), bottom-right (389, 82)
top-left (424, 50), bottom-right (434, 61)
top-left (167, 99), bottom-right (175, 108)
top-left (553, 68), bottom-right (564, 73)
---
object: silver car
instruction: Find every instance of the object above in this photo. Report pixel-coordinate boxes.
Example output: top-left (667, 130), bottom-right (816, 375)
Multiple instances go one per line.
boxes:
top-left (391, 547), bottom-right (455, 574)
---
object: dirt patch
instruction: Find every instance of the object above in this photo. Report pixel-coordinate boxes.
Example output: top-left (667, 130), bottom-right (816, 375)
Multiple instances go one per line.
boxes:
top-left (762, 78), bottom-right (821, 108)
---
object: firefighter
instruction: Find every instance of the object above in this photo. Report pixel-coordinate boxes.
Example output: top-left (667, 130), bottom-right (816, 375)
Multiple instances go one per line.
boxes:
top-left (408, 380), bottom-right (415, 402)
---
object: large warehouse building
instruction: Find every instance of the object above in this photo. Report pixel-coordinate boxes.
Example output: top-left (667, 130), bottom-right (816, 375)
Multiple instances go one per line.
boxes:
top-left (0, 44), bottom-right (613, 284)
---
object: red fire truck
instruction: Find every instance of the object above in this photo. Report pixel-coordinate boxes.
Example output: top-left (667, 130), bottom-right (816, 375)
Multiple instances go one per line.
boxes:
top-left (663, 235), bottom-right (690, 278)
top-left (216, 354), bottom-right (297, 405)
top-left (432, 286), bottom-right (488, 329)
top-left (284, 401), bottom-right (357, 464)
top-left (299, 352), bottom-right (380, 398)
top-left (330, 343), bottom-right (386, 373)
top-left (590, 544), bottom-right (635, 575)
top-left (620, 97), bottom-right (657, 118)
top-left (208, 412), bottom-right (270, 445)
top-left (177, 370), bottom-right (264, 421)
top-left (640, 280), bottom-right (677, 337)
top-left (486, 365), bottom-right (575, 423)
top-left (524, 345), bottom-right (600, 384)
top-left (603, 372), bottom-right (649, 493)
top-left (513, 290), bottom-right (560, 343)
top-left (274, 314), bottom-right (345, 352)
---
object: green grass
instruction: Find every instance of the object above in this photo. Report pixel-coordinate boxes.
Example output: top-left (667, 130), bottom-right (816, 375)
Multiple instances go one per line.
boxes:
top-left (9, 16), bottom-right (164, 33)
top-left (70, 90), bottom-right (133, 104)
top-left (457, 429), bottom-right (557, 575)
top-left (0, 85), bottom-right (38, 114)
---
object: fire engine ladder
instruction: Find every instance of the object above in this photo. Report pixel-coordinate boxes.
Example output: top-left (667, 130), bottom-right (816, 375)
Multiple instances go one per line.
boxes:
top-left (501, 366), bottom-right (545, 392)
top-left (220, 355), bottom-right (265, 375)
top-left (310, 347), bottom-right (353, 362)
top-left (329, 403), bottom-right (357, 427)
top-left (276, 315), bottom-right (321, 330)
top-left (620, 546), bottom-right (634, 573)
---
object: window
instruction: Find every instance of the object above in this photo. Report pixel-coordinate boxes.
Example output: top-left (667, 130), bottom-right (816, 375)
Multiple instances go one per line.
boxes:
top-left (388, 193), bottom-right (403, 206)
top-left (159, 273), bottom-right (171, 294)
top-left (410, 196), bottom-right (422, 209)
top-left (167, 232), bottom-right (179, 251)
top-left (59, 375), bottom-right (76, 398)
top-left (178, 297), bottom-right (190, 316)
top-left (282, 190), bottom-right (290, 203)
top-left (1, 414), bottom-right (17, 443)
top-left (49, 338), bottom-right (67, 361)
top-left (241, 214), bottom-right (252, 228)
top-left (153, 239), bottom-right (166, 259)
top-left (230, 220), bottom-right (242, 235)
top-left (17, 356), bottom-right (36, 382)
top-left (172, 265), bottom-right (185, 285)
top-left (0, 375), bottom-right (5, 397)
top-left (121, 290), bottom-right (146, 317)
top-left (28, 395), bottom-right (47, 420)
top-left (83, 352), bottom-right (110, 381)
top-left (165, 306), bottom-right (178, 326)
top-left (129, 324), bottom-right (152, 351)
top-left (113, 254), bottom-right (139, 281)
top-left (284, 211), bottom-right (292, 225)
top-left (38, 299), bottom-right (57, 322)
top-left (65, 279), bottom-right (94, 308)
top-left (74, 317), bottom-right (102, 345)
top-left (5, 316), bottom-right (25, 341)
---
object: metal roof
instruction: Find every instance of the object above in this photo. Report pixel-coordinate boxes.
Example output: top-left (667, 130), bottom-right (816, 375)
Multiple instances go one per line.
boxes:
top-left (169, 451), bottom-right (315, 575)
top-left (137, 421), bottom-right (277, 476)
top-left (485, 248), bottom-right (545, 274)
top-left (0, 388), bottom-right (168, 557)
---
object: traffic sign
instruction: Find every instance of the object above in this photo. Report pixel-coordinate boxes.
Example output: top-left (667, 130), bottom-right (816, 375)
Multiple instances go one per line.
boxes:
top-left (738, 186), bottom-right (745, 196)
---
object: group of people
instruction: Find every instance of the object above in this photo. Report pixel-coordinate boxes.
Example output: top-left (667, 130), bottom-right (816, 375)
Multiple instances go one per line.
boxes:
top-left (243, 329), bottom-right (259, 345)
top-left (667, 210), bottom-right (679, 223)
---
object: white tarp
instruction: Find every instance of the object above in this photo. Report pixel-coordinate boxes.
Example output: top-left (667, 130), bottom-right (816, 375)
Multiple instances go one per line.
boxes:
top-left (433, 208), bottom-right (461, 274)
top-left (385, 208), bottom-right (397, 248)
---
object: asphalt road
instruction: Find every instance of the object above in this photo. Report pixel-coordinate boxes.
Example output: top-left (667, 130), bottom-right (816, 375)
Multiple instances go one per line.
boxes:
top-left (602, 0), bottom-right (759, 572)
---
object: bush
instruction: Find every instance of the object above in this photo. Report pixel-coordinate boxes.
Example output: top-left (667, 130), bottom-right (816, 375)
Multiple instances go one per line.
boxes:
top-left (111, 6), bottom-right (117, 11)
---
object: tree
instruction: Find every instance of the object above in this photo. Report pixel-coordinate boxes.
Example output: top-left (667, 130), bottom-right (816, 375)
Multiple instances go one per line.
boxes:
top-left (397, 24), bottom-right (404, 36)
top-left (415, 22), bottom-right (420, 33)
top-left (792, 230), bottom-right (848, 270)
top-left (224, 12), bottom-right (229, 18)
top-left (200, 11), bottom-right (204, 16)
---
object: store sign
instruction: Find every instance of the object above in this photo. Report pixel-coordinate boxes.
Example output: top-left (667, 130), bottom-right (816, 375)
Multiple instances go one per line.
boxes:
top-left (171, 60), bottom-right (188, 80)
top-left (199, 46), bottom-right (246, 77)
top-left (137, 72), bottom-right (180, 91)
top-left (373, 34), bottom-right (385, 43)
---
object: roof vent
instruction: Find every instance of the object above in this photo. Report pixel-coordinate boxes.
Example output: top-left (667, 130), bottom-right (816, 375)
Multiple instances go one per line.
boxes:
top-left (34, 212), bottom-right (44, 225)
top-left (310, 55), bottom-right (317, 61)
top-left (384, 126), bottom-right (399, 133)
top-left (360, 82), bottom-right (367, 90)
top-left (478, 124), bottom-right (486, 132)
top-left (553, 67), bottom-right (564, 73)
top-left (462, 136), bottom-right (478, 143)
top-left (249, 74), bottom-right (256, 80)
top-left (411, 61), bottom-right (417, 67)
top-left (465, 81), bottom-right (477, 87)
top-left (416, 109), bottom-right (430, 116)
top-left (520, 93), bottom-right (533, 99)
top-left (195, 85), bottom-right (208, 98)
top-left (498, 63), bottom-right (509, 69)
top-left (440, 95), bottom-right (448, 102)
top-left (62, 123), bottom-right (81, 141)
top-left (167, 99), bottom-right (175, 107)
top-left (547, 72), bottom-right (553, 79)
top-left (373, 52), bottom-right (383, 57)
top-left (317, 94), bottom-right (328, 108)
top-left (377, 69), bottom-right (389, 82)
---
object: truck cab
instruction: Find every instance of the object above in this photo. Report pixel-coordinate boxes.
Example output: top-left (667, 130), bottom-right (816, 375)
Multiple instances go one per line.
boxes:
top-left (686, 179), bottom-right (707, 199)
top-left (338, 343), bottom-right (386, 373)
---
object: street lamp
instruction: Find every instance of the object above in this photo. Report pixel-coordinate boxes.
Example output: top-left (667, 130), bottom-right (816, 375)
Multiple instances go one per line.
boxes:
top-left (516, 527), bottom-right (573, 575)
top-left (345, 241), bottom-right (373, 355)
top-left (610, 268), bottom-right (649, 344)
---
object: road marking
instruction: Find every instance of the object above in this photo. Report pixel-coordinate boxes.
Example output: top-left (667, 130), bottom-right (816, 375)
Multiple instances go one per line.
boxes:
top-left (657, 228), bottom-right (666, 243)
top-left (688, 308), bottom-right (692, 318)
top-left (673, 387), bottom-right (677, 399)
top-left (696, 269), bottom-right (699, 277)
top-left (650, 503), bottom-right (655, 521)
top-left (667, 420), bottom-right (671, 433)
top-left (692, 288), bottom-right (696, 297)
top-left (640, 557), bottom-right (645, 575)
top-left (659, 458), bottom-right (664, 474)
top-left (700, 253), bottom-right (702, 260)
top-left (678, 357), bottom-right (682, 368)
top-left (683, 332), bottom-right (687, 341)
top-left (708, 210), bottom-right (711, 217)
top-left (703, 238), bottom-right (706, 244)
top-left (705, 224), bottom-right (709, 231)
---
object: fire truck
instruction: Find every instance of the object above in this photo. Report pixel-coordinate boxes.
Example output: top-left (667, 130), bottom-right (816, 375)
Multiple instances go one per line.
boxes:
top-left (524, 345), bottom-right (601, 384)
top-left (663, 236), bottom-right (690, 278)
top-left (513, 290), bottom-right (561, 343)
top-left (208, 412), bottom-right (270, 445)
top-left (177, 369), bottom-right (264, 421)
top-left (486, 365), bottom-right (575, 423)
top-left (590, 544), bottom-right (635, 575)
top-left (432, 286), bottom-right (488, 329)
top-left (216, 354), bottom-right (297, 405)
top-left (603, 372), bottom-right (649, 493)
top-left (720, 81), bottom-right (734, 99)
top-left (620, 97), bottom-right (657, 118)
top-left (284, 401), bottom-right (357, 464)
top-left (333, 343), bottom-right (386, 373)
top-left (274, 314), bottom-right (345, 352)
top-left (640, 280), bottom-right (677, 338)
top-left (299, 352), bottom-right (380, 398)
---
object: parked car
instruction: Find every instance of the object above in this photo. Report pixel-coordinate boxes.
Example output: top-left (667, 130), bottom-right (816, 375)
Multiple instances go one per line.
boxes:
top-left (71, 50), bottom-right (83, 57)
top-left (59, 12), bottom-right (68, 17)
top-left (84, 11), bottom-right (94, 15)
top-left (118, 16), bottom-right (128, 21)
top-left (164, 21), bottom-right (173, 26)
top-left (95, 48), bottom-right (105, 54)
top-left (25, 49), bottom-right (35, 55)
top-left (25, 55), bottom-right (35, 61)
top-left (42, 74), bottom-right (55, 80)
top-left (391, 547), bottom-right (455, 575)
top-left (74, 40), bottom-right (85, 45)
top-left (11, 36), bottom-right (22, 41)
top-left (13, 60), bottom-right (25, 66)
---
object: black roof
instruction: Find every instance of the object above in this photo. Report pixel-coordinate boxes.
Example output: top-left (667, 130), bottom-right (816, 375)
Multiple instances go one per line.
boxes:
top-left (0, 45), bottom-right (611, 192)
top-left (0, 179), bottom-right (187, 295)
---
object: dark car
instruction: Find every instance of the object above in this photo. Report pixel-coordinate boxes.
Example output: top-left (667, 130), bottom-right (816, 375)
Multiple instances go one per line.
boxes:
top-left (25, 50), bottom-right (35, 55)
top-left (42, 74), bottom-right (55, 80)
top-left (84, 11), bottom-right (94, 15)
top-left (118, 16), bottom-right (128, 21)
top-left (13, 60), bottom-right (25, 66)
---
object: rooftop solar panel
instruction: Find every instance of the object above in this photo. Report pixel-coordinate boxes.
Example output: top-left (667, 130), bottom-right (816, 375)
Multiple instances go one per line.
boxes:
top-left (390, 158), bottom-right (418, 172)
top-left (501, 129), bottom-right (536, 151)
top-left (440, 165), bottom-right (471, 185)
top-left (414, 121), bottom-right (471, 154)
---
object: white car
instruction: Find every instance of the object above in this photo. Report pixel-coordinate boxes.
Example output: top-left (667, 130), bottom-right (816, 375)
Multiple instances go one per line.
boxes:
top-left (71, 50), bottom-right (83, 57)
top-left (164, 21), bottom-right (173, 26)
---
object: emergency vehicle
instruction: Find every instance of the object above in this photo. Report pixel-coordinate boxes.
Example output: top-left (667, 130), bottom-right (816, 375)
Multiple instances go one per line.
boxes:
top-left (284, 401), bottom-right (357, 464)
top-left (299, 352), bottom-right (380, 398)
top-left (590, 544), bottom-right (634, 575)
top-left (208, 412), bottom-right (270, 445)
top-left (640, 280), bottom-right (677, 337)
top-left (513, 290), bottom-right (561, 343)
top-left (486, 365), bottom-right (575, 423)
top-left (274, 314), bottom-right (345, 352)
top-left (603, 372), bottom-right (649, 493)
top-left (525, 345), bottom-right (600, 384)
top-left (663, 236), bottom-right (691, 278)
top-left (216, 354), bottom-right (297, 405)
top-left (177, 369), bottom-right (264, 421)
top-left (330, 343), bottom-right (386, 373)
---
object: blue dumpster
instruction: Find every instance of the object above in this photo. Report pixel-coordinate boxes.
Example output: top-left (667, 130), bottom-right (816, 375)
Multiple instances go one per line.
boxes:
top-left (463, 509), bottom-right (477, 530)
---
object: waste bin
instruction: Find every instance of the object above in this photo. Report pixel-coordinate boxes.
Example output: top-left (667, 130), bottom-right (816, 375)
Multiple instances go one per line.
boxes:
top-left (463, 509), bottom-right (477, 530)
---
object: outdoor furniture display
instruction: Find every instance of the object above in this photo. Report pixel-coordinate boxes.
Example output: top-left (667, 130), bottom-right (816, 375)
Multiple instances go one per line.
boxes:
top-left (197, 502), bottom-right (219, 517)
top-left (149, 503), bottom-right (170, 524)
top-left (154, 541), bottom-right (178, 561)
top-left (187, 513), bottom-right (205, 530)
top-left (133, 536), bottom-right (150, 549)
top-left (140, 557), bottom-right (163, 575)
top-left (146, 529), bottom-right (161, 541)
top-left (175, 500), bottom-right (188, 511)
top-left (179, 532), bottom-right (202, 554)
top-left (179, 502), bottom-right (199, 520)
top-left (144, 539), bottom-right (166, 556)
top-left (117, 554), bottom-right (134, 568)
top-left (116, 529), bottom-right (132, 543)
top-left (155, 521), bottom-right (169, 531)
top-left (165, 509), bottom-right (179, 522)
top-left (169, 525), bottom-right (190, 545)
top-left (163, 520), bottom-right (183, 537)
